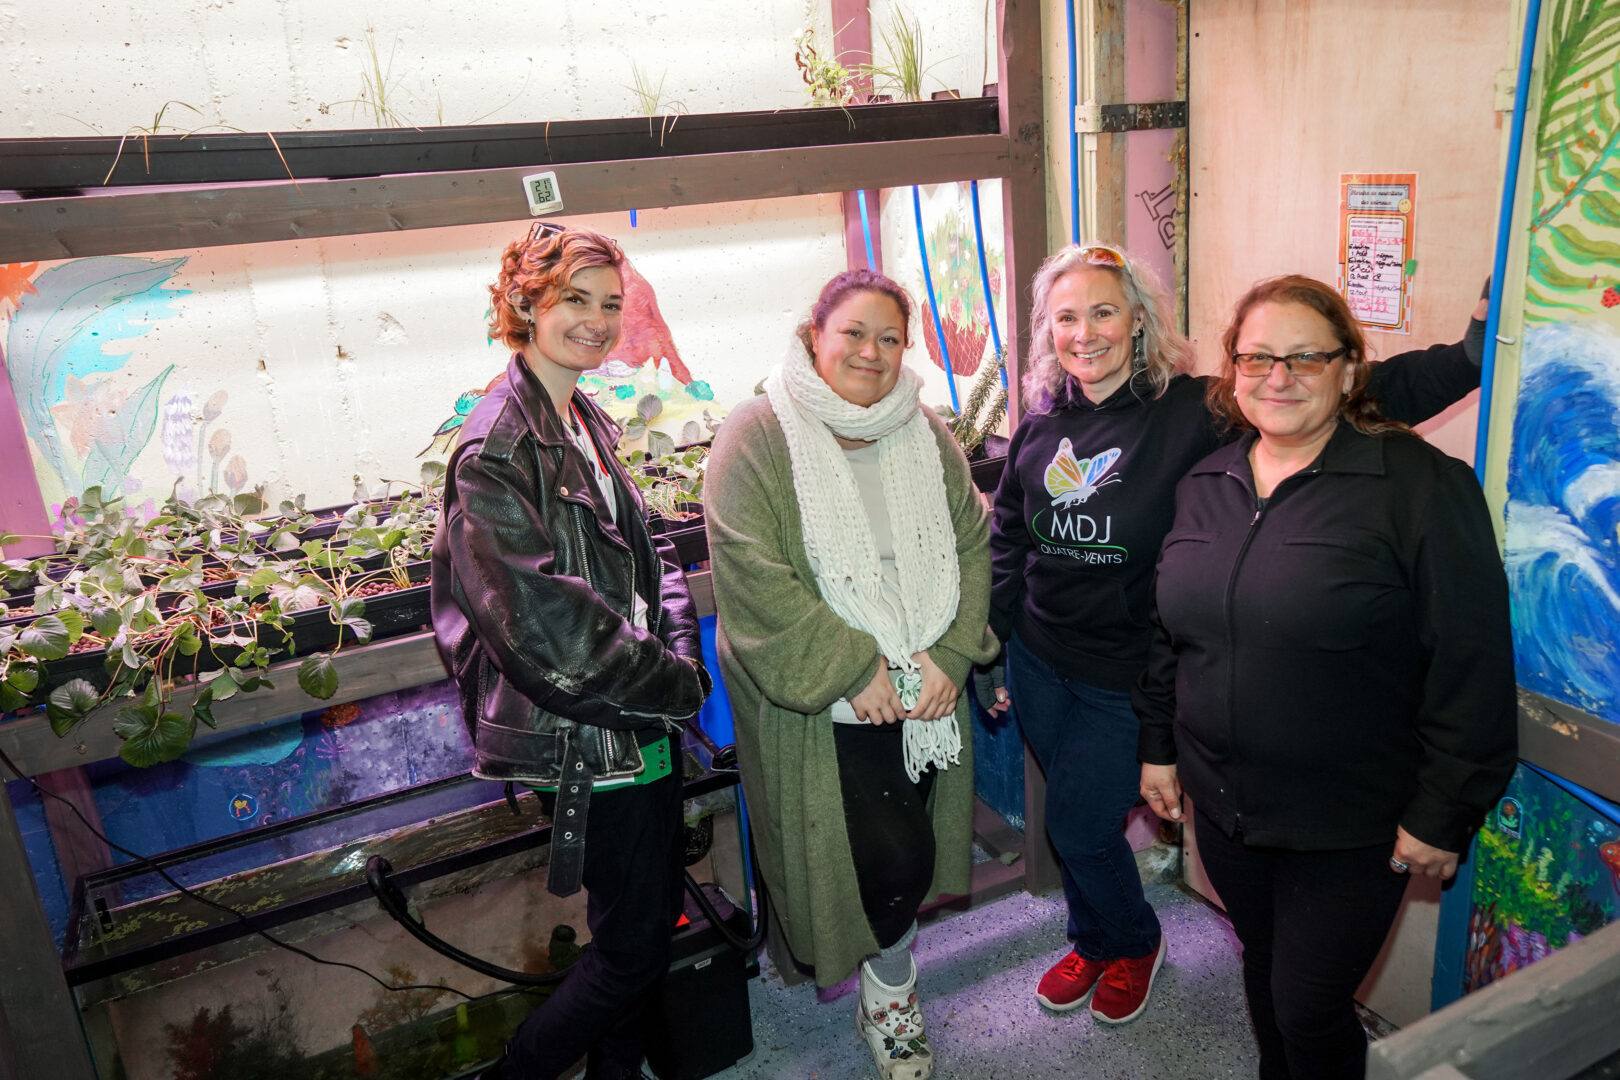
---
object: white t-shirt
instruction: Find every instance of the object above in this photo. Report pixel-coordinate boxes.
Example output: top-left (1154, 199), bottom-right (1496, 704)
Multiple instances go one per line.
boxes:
top-left (805, 441), bottom-right (906, 724)
top-left (568, 411), bottom-right (649, 630)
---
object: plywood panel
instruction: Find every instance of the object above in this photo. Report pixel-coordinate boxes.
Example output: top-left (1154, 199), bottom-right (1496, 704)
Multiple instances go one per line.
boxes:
top-left (1189, 0), bottom-right (1513, 465)
top-left (1187, 0), bottom-right (1518, 1027)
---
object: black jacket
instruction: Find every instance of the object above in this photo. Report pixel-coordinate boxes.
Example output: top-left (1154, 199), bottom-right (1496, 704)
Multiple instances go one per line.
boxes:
top-left (990, 340), bottom-right (1482, 691)
top-left (430, 354), bottom-right (708, 789)
top-left (1133, 426), bottom-right (1517, 852)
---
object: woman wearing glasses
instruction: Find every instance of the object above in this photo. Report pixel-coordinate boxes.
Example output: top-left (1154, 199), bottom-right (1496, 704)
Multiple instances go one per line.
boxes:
top-left (1135, 275), bottom-right (1515, 1079)
top-left (989, 246), bottom-right (1486, 1026)
top-left (431, 223), bottom-right (709, 1080)
top-left (705, 269), bottom-right (999, 1080)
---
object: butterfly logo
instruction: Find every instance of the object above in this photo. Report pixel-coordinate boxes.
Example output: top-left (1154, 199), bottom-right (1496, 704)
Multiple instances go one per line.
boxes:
top-left (1045, 440), bottom-right (1123, 507)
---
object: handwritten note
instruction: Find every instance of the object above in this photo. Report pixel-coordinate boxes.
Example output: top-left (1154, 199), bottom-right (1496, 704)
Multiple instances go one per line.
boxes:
top-left (1338, 174), bottom-right (1417, 333)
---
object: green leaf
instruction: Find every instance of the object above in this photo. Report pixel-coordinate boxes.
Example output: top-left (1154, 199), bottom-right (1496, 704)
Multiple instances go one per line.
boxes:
top-left (1580, 189), bottom-right (1620, 230)
top-left (0, 533), bottom-right (18, 547)
top-left (191, 691), bottom-right (217, 729)
top-left (18, 615), bottom-right (72, 660)
top-left (6, 667), bottom-right (40, 694)
top-left (636, 394), bottom-right (664, 421)
top-left (46, 679), bottom-right (101, 736)
top-left (1550, 223), bottom-right (1620, 263)
top-left (298, 655), bottom-right (340, 699)
top-left (55, 608), bottom-right (84, 642)
top-left (1528, 243), bottom-right (1597, 290)
top-left (111, 703), bottom-right (159, 740)
top-left (419, 460), bottom-right (447, 488)
top-left (203, 667), bottom-right (242, 701)
top-left (646, 429), bottom-right (676, 459)
top-left (117, 710), bottom-right (193, 767)
top-left (90, 605), bottom-right (123, 639)
top-left (0, 680), bottom-right (27, 713)
top-left (175, 622), bottom-right (202, 656)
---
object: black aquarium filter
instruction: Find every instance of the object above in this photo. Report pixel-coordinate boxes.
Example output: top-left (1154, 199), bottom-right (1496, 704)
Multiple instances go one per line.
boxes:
top-left (643, 882), bottom-right (756, 1080)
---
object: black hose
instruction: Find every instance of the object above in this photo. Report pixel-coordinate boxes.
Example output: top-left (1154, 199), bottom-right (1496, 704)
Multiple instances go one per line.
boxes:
top-left (365, 737), bottom-right (769, 979)
top-left (366, 855), bottom-right (569, 986)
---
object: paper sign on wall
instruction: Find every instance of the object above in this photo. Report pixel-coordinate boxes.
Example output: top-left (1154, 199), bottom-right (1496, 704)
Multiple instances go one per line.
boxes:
top-left (1337, 173), bottom-right (1417, 334)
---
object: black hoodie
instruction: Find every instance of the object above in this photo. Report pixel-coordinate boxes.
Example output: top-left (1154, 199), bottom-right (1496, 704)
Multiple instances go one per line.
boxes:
top-left (989, 339), bottom-right (1480, 691)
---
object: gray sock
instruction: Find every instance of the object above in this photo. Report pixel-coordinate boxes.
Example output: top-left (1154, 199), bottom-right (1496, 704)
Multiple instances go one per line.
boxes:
top-left (864, 921), bottom-right (918, 987)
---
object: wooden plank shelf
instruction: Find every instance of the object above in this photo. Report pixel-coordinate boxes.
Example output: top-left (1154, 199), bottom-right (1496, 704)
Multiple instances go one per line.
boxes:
top-left (0, 134), bottom-right (1012, 262)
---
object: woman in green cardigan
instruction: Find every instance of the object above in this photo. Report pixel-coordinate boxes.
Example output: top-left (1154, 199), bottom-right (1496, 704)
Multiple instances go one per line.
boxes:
top-left (705, 269), bottom-right (1000, 1080)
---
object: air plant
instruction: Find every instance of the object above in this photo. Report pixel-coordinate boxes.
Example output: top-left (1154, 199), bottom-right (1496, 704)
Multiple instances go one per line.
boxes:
top-left (863, 8), bottom-right (943, 103)
top-left (627, 64), bottom-right (688, 146)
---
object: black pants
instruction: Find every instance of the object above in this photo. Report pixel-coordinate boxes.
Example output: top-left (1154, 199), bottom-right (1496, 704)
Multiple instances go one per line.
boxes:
top-left (507, 768), bottom-right (685, 1079)
top-left (1195, 809), bottom-right (1410, 1080)
top-left (834, 722), bottom-right (938, 950)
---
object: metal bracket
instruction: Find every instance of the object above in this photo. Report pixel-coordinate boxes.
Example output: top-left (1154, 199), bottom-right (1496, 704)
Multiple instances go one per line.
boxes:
top-left (1074, 101), bottom-right (1188, 134)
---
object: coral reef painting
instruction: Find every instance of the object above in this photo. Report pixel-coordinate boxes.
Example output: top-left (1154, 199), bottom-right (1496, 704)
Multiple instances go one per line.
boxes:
top-left (1464, 764), bottom-right (1618, 993)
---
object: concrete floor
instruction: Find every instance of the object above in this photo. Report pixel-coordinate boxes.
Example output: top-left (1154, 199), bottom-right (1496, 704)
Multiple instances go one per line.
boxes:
top-left (709, 880), bottom-right (1262, 1080)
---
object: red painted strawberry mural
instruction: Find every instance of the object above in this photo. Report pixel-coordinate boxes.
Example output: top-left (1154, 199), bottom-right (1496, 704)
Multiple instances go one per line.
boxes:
top-left (603, 257), bottom-right (691, 383)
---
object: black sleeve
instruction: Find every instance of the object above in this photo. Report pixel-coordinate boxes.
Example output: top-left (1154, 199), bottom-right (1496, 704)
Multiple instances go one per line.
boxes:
top-left (1399, 459), bottom-right (1519, 851)
top-left (1133, 577), bottom-right (1180, 767)
top-left (443, 449), bottom-right (704, 729)
top-left (1366, 340), bottom-right (1480, 426)
top-left (988, 418), bottom-right (1034, 643)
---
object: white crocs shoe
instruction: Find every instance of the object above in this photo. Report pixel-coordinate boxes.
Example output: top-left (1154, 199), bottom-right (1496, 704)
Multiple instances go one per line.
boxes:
top-left (856, 956), bottom-right (934, 1080)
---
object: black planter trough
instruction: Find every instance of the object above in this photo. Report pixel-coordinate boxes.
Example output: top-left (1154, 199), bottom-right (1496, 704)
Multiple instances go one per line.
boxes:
top-left (1, 98), bottom-right (999, 193)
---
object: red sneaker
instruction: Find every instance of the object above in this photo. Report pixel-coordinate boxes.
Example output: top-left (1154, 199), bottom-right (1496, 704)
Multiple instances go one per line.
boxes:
top-left (1035, 950), bottom-right (1109, 1012)
top-left (1089, 937), bottom-right (1167, 1025)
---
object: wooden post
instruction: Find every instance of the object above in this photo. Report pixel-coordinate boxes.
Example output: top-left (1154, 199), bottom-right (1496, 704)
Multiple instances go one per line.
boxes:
top-left (997, 0), bottom-right (1048, 430)
top-left (1075, 0), bottom-right (1129, 246)
top-left (0, 784), bottom-right (97, 1080)
top-left (833, 0), bottom-right (883, 272)
top-left (997, 0), bottom-right (1058, 895)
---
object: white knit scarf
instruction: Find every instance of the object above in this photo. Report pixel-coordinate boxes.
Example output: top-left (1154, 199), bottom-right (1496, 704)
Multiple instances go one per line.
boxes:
top-left (764, 345), bottom-right (962, 781)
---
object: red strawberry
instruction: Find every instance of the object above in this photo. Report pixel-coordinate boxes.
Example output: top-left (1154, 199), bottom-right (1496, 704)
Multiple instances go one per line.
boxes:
top-left (1602, 285), bottom-right (1619, 308)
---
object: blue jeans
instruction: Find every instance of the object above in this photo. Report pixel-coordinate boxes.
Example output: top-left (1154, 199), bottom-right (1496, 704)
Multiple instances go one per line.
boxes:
top-left (1006, 632), bottom-right (1161, 961)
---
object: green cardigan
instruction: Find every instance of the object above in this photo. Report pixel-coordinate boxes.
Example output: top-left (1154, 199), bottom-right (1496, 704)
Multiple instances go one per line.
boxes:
top-left (704, 394), bottom-right (999, 986)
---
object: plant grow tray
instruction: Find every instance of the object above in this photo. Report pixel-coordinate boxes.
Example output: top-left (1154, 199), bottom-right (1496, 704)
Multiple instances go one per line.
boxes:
top-left (1, 97), bottom-right (999, 193)
top-left (30, 561), bottom-right (432, 699)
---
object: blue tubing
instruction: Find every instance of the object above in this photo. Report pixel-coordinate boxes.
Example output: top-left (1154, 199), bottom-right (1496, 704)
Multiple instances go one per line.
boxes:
top-left (1475, 0), bottom-right (1543, 482)
top-left (969, 179), bottom-right (1007, 387)
top-left (857, 189), bottom-right (877, 270)
top-left (913, 186), bottom-right (960, 411)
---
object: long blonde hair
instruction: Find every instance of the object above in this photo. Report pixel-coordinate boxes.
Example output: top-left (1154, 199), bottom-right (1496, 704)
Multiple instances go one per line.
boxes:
top-left (1021, 244), bottom-right (1193, 414)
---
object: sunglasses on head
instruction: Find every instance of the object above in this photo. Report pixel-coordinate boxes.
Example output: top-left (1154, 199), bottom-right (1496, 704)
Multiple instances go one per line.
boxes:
top-left (1076, 244), bottom-right (1128, 268)
top-left (526, 220), bottom-right (568, 244)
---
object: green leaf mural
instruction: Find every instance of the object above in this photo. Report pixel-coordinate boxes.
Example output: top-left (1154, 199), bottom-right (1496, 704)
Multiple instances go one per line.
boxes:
top-left (1525, 0), bottom-right (1620, 321)
top-left (3, 256), bottom-right (190, 494)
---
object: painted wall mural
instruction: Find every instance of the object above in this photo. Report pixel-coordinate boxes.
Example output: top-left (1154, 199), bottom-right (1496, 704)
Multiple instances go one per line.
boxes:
top-left (1463, 764), bottom-right (1619, 994)
top-left (425, 254), bottom-right (719, 459)
top-left (1503, 0), bottom-right (1620, 725)
top-left (3, 257), bottom-right (189, 507)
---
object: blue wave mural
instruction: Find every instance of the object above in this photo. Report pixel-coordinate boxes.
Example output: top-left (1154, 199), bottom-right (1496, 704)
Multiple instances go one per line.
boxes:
top-left (1505, 320), bottom-right (1620, 721)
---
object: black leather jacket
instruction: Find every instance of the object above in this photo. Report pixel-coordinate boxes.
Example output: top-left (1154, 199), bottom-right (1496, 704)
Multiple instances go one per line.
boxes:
top-left (431, 354), bottom-right (709, 793)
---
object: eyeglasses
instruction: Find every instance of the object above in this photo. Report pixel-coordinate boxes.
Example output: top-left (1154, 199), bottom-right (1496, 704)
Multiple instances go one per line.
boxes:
top-left (526, 220), bottom-right (568, 244)
top-left (1232, 347), bottom-right (1348, 377)
top-left (1076, 244), bottom-right (1128, 268)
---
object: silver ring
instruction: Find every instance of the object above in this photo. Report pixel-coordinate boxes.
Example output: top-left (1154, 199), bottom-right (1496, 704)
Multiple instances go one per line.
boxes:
top-left (1389, 859), bottom-right (1409, 873)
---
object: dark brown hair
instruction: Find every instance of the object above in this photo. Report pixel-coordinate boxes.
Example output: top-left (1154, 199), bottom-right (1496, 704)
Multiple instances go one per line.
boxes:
top-left (795, 269), bottom-right (914, 358)
top-left (488, 226), bottom-right (625, 348)
top-left (1207, 274), bottom-right (1407, 436)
